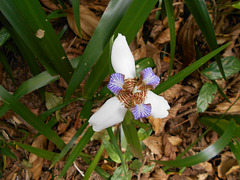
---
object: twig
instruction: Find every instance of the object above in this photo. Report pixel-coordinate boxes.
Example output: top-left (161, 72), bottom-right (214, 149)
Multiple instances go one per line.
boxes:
top-left (74, 161), bottom-right (85, 177)
top-left (137, 157), bottom-right (147, 180)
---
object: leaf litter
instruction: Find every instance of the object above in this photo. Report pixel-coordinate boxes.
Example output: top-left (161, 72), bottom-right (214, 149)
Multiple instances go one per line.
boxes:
top-left (1, 0), bottom-right (240, 179)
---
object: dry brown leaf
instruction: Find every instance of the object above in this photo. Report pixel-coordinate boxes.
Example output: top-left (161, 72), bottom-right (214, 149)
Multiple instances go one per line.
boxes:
top-left (167, 135), bottom-right (182, 146)
top-left (215, 97), bottom-right (240, 113)
top-left (66, 5), bottom-right (100, 40)
top-left (101, 164), bottom-right (115, 171)
top-left (29, 135), bottom-right (47, 180)
top-left (57, 116), bottom-right (72, 135)
top-left (61, 127), bottom-right (81, 144)
top-left (218, 151), bottom-right (238, 179)
top-left (163, 134), bottom-right (178, 160)
top-left (177, 15), bottom-right (197, 66)
top-left (155, 17), bottom-right (182, 44)
top-left (149, 167), bottom-right (169, 180)
top-left (143, 136), bottom-right (163, 157)
top-left (161, 84), bottom-right (183, 103)
top-left (40, 0), bottom-right (59, 10)
top-left (218, 151), bottom-right (238, 178)
top-left (148, 115), bottom-right (166, 135)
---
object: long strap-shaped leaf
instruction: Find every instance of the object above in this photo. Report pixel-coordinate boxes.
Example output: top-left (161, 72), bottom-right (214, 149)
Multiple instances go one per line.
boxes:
top-left (83, 0), bottom-right (158, 99)
top-left (58, 127), bottom-right (94, 179)
top-left (184, 0), bottom-right (227, 80)
top-left (154, 42), bottom-right (231, 94)
top-left (155, 120), bottom-right (234, 167)
top-left (0, 71), bottom-right (58, 117)
top-left (164, 0), bottom-right (176, 77)
top-left (0, 0), bottom-right (73, 82)
top-left (65, 0), bottom-right (134, 99)
top-left (0, 85), bottom-right (65, 150)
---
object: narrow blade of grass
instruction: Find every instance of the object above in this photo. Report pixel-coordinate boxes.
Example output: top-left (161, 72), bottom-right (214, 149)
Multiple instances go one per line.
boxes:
top-left (0, 0), bottom-right (73, 82)
top-left (122, 111), bottom-right (144, 160)
top-left (164, 0), bottom-right (176, 77)
top-left (58, 127), bottom-right (94, 179)
top-left (50, 101), bottom-right (93, 168)
top-left (83, 144), bottom-right (105, 180)
top-left (154, 42), bottom-right (231, 94)
top-left (0, 71), bottom-right (58, 117)
top-left (15, 142), bottom-right (58, 161)
top-left (155, 120), bottom-right (234, 167)
top-left (0, 51), bottom-right (15, 83)
top-left (0, 85), bottom-right (65, 150)
top-left (72, 0), bottom-right (81, 37)
top-left (185, 0), bottom-right (227, 81)
top-left (107, 128), bottom-right (128, 174)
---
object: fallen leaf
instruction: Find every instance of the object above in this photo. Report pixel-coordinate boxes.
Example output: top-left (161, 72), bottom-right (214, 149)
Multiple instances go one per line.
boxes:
top-left (66, 5), bottom-right (100, 40)
top-left (29, 135), bottom-right (47, 180)
top-left (177, 15), bottom-right (197, 66)
top-left (167, 135), bottom-right (182, 146)
top-left (148, 115), bottom-right (166, 135)
top-left (215, 97), bottom-right (240, 113)
top-left (143, 136), bottom-right (163, 157)
top-left (155, 17), bottom-right (182, 44)
top-left (218, 151), bottom-right (238, 178)
top-left (61, 128), bottom-right (81, 144)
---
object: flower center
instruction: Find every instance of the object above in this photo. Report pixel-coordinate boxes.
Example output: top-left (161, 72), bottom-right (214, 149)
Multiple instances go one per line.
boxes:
top-left (117, 78), bottom-right (147, 109)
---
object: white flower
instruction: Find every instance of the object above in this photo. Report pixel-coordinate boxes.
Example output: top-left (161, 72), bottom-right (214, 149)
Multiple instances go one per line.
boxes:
top-left (89, 34), bottom-right (170, 132)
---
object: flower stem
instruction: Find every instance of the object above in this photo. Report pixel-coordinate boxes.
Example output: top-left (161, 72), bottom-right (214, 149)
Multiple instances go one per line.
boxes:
top-left (122, 110), bottom-right (144, 159)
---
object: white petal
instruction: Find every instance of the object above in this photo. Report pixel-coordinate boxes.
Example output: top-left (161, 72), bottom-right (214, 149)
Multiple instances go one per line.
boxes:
top-left (111, 33), bottom-right (136, 78)
top-left (145, 91), bottom-right (170, 118)
top-left (89, 97), bottom-right (127, 132)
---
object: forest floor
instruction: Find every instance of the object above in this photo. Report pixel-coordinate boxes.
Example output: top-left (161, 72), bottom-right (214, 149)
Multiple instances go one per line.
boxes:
top-left (1, 0), bottom-right (240, 179)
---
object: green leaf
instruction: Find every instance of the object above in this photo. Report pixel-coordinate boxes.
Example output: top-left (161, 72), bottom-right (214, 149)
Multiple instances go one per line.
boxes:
top-left (155, 120), bottom-right (235, 167)
top-left (0, 27), bottom-right (10, 46)
top-left (83, 144), bottom-right (104, 180)
top-left (0, 85), bottom-right (65, 150)
top-left (0, 71), bottom-right (58, 117)
top-left (107, 128), bottom-right (127, 174)
top-left (103, 139), bottom-right (121, 163)
top-left (154, 42), bottom-right (231, 94)
top-left (122, 111), bottom-right (143, 159)
top-left (185, 0), bottom-right (227, 80)
top-left (130, 159), bottom-right (155, 174)
top-left (202, 56), bottom-right (240, 80)
top-left (80, 154), bottom-right (111, 179)
top-left (47, 9), bottom-right (66, 20)
top-left (164, 0), bottom-right (176, 77)
top-left (197, 82), bottom-right (217, 113)
top-left (72, 0), bottom-right (81, 37)
top-left (65, 0), bottom-right (134, 99)
top-left (138, 128), bottom-right (152, 141)
top-left (45, 92), bottom-right (63, 121)
top-left (232, 2), bottom-right (240, 9)
top-left (111, 165), bottom-right (132, 180)
top-left (0, 146), bottom-right (16, 159)
top-left (199, 116), bottom-right (240, 138)
top-left (0, 0), bottom-right (73, 82)
top-left (66, 0), bottom-right (158, 99)
top-left (0, 51), bottom-right (15, 83)
top-left (51, 101), bottom-right (92, 168)
top-left (58, 127), bottom-right (94, 178)
top-left (15, 142), bottom-right (58, 161)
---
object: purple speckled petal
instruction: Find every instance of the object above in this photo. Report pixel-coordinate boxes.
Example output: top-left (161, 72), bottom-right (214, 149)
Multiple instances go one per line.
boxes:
top-left (107, 73), bottom-right (125, 95)
top-left (130, 103), bottom-right (151, 120)
top-left (140, 67), bottom-right (160, 89)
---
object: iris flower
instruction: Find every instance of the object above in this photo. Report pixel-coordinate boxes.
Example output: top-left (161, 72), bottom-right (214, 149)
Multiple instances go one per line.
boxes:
top-left (89, 34), bottom-right (170, 132)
